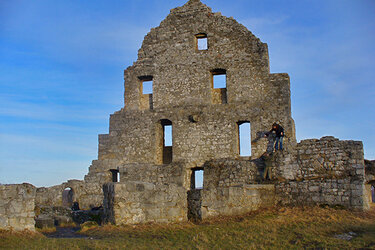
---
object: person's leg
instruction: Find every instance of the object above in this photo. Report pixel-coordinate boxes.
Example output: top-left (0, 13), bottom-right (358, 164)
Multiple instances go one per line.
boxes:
top-left (275, 137), bottom-right (280, 150)
top-left (280, 136), bottom-right (283, 150)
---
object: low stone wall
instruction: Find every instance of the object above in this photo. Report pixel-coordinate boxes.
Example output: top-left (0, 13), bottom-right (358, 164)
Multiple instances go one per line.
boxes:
top-left (276, 178), bottom-right (363, 207)
top-left (203, 159), bottom-right (260, 187)
top-left (365, 160), bottom-right (375, 184)
top-left (104, 163), bottom-right (188, 224)
top-left (0, 183), bottom-right (36, 231)
top-left (201, 159), bottom-right (274, 218)
top-left (201, 184), bottom-right (275, 218)
top-left (35, 206), bottom-right (74, 228)
top-left (35, 180), bottom-right (102, 210)
top-left (365, 160), bottom-right (375, 206)
top-left (274, 136), bottom-right (368, 209)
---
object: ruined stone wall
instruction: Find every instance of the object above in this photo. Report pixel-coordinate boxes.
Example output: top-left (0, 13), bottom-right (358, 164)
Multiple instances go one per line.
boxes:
top-left (85, 0), bottom-right (296, 183)
top-left (2, 0), bottom-right (371, 229)
top-left (74, 0), bottom-right (369, 225)
top-left (187, 189), bottom-right (202, 221)
top-left (365, 160), bottom-right (375, 184)
top-left (0, 183), bottom-right (36, 231)
top-left (365, 160), bottom-right (375, 206)
top-left (126, 2), bottom-right (271, 110)
top-left (35, 180), bottom-right (102, 210)
top-left (201, 159), bottom-right (275, 218)
top-left (203, 159), bottom-right (259, 187)
top-left (104, 163), bottom-right (189, 224)
top-left (274, 136), bottom-right (368, 209)
top-left (88, 107), bottom-right (294, 181)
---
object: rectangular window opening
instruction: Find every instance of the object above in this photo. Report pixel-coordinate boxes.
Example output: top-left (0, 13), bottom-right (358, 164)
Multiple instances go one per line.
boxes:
top-left (238, 122), bottom-right (251, 157)
top-left (211, 69), bottom-right (227, 104)
top-left (138, 75), bottom-right (153, 110)
top-left (142, 80), bottom-right (153, 94)
top-left (213, 74), bottom-right (226, 89)
top-left (190, 168), bottom-right (204, 190)
top-left (164, 125), bottom-right (172, 147)
top-left (110, 169), bottom-right (120, 182)
top-left (194, 170), bottom-right (204, 189)
top-left (196, 33), bottom-right (208, 51)
top-left (197, 38), bottom-right (207, 50)
top-left (161, 119), bottom-right (173, 164)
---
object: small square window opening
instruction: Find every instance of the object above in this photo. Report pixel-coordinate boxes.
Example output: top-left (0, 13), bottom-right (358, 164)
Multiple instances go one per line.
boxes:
top-left (195, 33), bottom-right (208, 51)
top-left (197, 37), bottom-right (207, 50)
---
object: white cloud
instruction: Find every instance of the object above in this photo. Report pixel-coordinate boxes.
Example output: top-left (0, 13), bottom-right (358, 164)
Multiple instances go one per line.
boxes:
top-left (1, 1), bottom-right (148, 65)
top-left (0, 133), bottom-right (97, 158)
top-left (0, 94), bottom-right (110, 122)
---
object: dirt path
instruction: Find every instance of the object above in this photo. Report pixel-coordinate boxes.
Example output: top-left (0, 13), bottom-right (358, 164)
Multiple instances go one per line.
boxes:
top-left (44, 227), bottom-right (89, 239)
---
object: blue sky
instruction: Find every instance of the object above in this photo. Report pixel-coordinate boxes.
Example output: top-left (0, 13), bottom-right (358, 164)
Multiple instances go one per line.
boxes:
top-left (0, 0), bottom-right (374, 187)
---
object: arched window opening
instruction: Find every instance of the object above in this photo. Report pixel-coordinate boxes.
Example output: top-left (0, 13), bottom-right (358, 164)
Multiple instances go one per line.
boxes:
top-left (238, 121), bottom-right (251, 157)
top-left (62, 187), bottom-right (74, 208)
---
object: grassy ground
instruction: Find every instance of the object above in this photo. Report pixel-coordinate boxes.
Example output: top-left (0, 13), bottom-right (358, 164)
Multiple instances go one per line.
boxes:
top-left (1, 206), bottom-right (375, 249)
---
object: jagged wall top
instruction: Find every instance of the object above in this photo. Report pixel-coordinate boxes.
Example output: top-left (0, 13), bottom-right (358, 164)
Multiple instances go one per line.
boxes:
top-left (134, 0), bottom-right (266, 64)
top-left (170, 0), bottom-right (212, 15)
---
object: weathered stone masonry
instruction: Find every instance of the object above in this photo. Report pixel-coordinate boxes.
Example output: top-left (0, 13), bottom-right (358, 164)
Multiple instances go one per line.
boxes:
top-left (274, 137), bottom-right (367, 209)
top-left (0, 184), bottom-right (36, 231)
top-left (96, 0), bottom-right (370, 224)
top-left (0, 0), bottom-right (373, 230)
top-left (94, 0), bottom-right (297, 224)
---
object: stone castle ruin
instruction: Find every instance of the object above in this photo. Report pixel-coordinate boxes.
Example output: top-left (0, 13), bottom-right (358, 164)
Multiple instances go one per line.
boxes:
top-left (1, 0), bottom-right (374, 230)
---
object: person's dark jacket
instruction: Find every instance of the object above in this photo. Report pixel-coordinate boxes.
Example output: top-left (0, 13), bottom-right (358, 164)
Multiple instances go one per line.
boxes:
top-left (270, 124), bottom-right (284, 137)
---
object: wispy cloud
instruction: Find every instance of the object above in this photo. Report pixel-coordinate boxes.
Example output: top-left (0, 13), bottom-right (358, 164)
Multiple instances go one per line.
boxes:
top-left (240, 15), bottom-right (289, 33)
top-left (1, 1), bottom-right (148, 66)
top-left (0, 96), bottom-right (110, 122)
top-left (239, 3), bottom-right (375, 161)
top-left (0, 133), bottom-right (97, 156)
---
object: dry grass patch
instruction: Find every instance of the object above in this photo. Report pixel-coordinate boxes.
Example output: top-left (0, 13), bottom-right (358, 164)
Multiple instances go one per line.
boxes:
top-left (36, 227), bottom-right (56, 233)
top-left (1, 206), bottom-right (375, 249)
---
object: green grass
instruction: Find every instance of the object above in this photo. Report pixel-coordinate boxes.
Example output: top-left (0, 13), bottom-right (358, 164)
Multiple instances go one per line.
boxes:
top-left (1, 206), bottom-right (375, 249)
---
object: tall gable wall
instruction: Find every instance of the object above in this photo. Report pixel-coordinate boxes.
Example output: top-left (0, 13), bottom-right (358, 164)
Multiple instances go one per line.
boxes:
top-left (84, 0), bottom-right (296, 182)
top-left (125, 0), bottom-right (272, 110)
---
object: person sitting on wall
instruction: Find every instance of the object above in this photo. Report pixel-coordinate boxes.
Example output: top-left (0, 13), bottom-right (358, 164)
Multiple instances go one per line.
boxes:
top-left (265, 122), bottom-right (284, 151)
